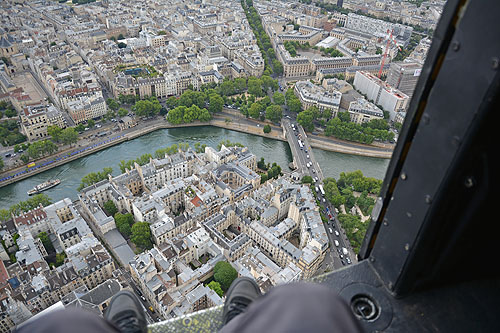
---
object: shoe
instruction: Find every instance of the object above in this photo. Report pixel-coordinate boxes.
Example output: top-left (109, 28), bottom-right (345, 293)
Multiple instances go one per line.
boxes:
top-left (105, 290), bottom-right (147, 333)
top-left (222, 277), bottom-right (262, 325)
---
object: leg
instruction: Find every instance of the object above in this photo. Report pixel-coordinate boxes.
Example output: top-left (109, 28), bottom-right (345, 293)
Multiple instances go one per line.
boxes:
top-left (14, 308), bottom-right (120, 333)
top-left (221, 281), bottom-right (362, 333)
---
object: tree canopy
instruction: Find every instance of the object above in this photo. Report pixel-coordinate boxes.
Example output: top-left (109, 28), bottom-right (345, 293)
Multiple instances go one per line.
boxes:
top-left (214, 261), bottom-right (238, 291)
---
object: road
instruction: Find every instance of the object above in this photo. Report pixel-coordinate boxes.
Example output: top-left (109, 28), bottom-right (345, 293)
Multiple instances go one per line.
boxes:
top-left (282, 116), bottom-right (356, 271)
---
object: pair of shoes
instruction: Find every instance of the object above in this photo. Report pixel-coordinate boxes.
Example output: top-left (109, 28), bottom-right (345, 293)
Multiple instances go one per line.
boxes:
top-left (105, 290), bottom-right (147, 333)
top-left (222, 277), bottom-right (262, 325)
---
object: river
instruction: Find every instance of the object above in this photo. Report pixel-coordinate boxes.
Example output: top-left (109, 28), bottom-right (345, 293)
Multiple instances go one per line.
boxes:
top-left (0, 126), bottom-right (390, 210)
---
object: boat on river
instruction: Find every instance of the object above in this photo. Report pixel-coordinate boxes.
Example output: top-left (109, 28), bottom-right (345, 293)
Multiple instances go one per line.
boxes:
top-left (27, 179), bottom-right (60, 196)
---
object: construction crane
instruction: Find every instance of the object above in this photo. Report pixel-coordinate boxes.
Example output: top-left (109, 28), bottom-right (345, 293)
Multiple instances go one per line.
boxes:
top-left (378, 29), bottom-right (401, 78)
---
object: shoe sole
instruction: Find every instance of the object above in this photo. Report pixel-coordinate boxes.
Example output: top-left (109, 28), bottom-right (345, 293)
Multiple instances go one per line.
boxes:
top-left (222, 277), bottom-right (262, 322)
top-left (105, 290), bottom-right (147, 323)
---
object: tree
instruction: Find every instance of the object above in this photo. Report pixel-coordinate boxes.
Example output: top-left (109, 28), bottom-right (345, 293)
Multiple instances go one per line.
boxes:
top-left (263, 124), bottom-right (271, 133)
top-left (249, 102), bottom-right (263, 119)
top-left (60, 128), bottom-right (78, 146)
top-left (87, 119), bottom-right (95, 128)
top-left (272, 92), bottom-right (285, 105)
top-left (0, 209), bottom-right (10, 222)
top-left (297, 110), bottom-right (315, 132)
top-left (106, 98), bottom-right (120, 111)
top-left (131, 222), bottom-right (152, 250)
top-left (118, 107), bottom-right (128, 117)
top-left (207, 281), bottom-right (224, 297)
top-left (287, 98), bottom-right (302, 113)
top-left (301, 175), bottom-right (313, 184)
top-left (37, 232), bottom-right (54, 253)
top-left (115, 213), bottom-right (134, 238)
top-left (103, 200), bottom-right (118, 217)
top-left (0, 158), bottom-right (3, 171)
top-left (55, 252), bottom-right (66, 266)
top-left (77, 167), bottom-right (112, 191)
top-left (47, 125), bottom-right (63, 142)
top-left (75, 124), bottom-right (85, 132)
top-left (208, 94), bottom-right (224, 114)
top-left (265, 104), bottom-right (282, 123)
top-left (214, 261), bottom-right (238, 291)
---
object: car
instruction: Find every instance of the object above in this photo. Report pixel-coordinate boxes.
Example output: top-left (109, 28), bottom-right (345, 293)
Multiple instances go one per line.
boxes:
top-left (256, 124), bottom-right (260, 127)
top-left (341, 260), bottom-right (346, 265)
top-left (84, 127), bottom-right (89, 131)
top-left (141, 296), bottom-right (146, 301)
top-left (307, 154), bottom-right (310, 159)
top-left (96, 124), bottom-right (102, 128)
top-left (329, 228), bottom-right (333, 234)
top-left (5, 153), bottom-right (11, 158)
top-left (346, 258), bottom-right (352, 264)
top-left (322, 198), bottom-right (326, 203)
top-left (340, 254), bottom-right (344, 259)
top-left (312, 169), bottom-right (316, 173)
top-left (334, 240), bottom-right (339, 247)
top-left (334, 230), bottom-right (340, 237)
top-left (12, 153), bottom-right (16, 157)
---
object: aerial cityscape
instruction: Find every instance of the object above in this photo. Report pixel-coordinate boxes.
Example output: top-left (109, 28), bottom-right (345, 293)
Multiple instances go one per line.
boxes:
top-left (0, 0), bottom-right (443, 330)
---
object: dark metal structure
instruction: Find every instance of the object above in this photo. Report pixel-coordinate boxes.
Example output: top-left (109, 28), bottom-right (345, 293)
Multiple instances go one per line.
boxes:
top-left (321, 0), bottom-right (500, 330)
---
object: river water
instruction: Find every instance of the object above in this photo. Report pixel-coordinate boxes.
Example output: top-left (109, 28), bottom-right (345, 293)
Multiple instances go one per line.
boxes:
top-left (0, 126), bottom-right (390, 210)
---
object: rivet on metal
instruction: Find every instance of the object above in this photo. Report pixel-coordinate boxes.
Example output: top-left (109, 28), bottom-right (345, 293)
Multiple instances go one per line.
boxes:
top-left (492, 57), bottom-right (499, 70)
top-left (425, 195), bottom-right (432, 204)
top-left (464, 177), bottom-right (475, 188)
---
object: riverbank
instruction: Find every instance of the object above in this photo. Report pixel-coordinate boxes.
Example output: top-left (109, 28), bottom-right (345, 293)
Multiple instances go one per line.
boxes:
top-left (0, 113), bottom-right (393, 188)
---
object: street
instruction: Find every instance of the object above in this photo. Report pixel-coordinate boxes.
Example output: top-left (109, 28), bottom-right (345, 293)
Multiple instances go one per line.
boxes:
top-left (282, 117), bottom-right (356, 272)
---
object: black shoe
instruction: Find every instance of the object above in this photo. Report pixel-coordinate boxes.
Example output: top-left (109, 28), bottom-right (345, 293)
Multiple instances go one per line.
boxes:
top-left (105, 290), bottom-right (147, 333)
top-left (222, 277), bottom-right (262, 325)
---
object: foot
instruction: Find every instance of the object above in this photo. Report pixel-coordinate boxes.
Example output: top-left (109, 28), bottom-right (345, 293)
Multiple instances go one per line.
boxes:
top-left (105, 290), bottom-right (147, 333)
top-left (222, 277), bottom-right (262, 325)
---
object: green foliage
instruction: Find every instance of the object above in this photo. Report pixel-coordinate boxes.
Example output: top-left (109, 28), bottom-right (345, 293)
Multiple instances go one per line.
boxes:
top-left (0, 158), bottom-right (3, 171)
top-left (301, 175), bottom-right (313, 184)
top-left (9, 194), bottom-right (52, 215)
top-left (60, 127), bottom-right (79, 146)
top-left (47, 125), bottom-right (63, 142)
top-left (37, 232), bottom-right (54, 253)
top-left (118, 154), bottom-right (152, 173)
top-left (214, 261), bottom-right (238, 291)
top-left (0, 209), bottom-right (11, 222)
top-left (297, 109), bottom-right (315, 132)
top-left (208, 94), bottom-right (224, 114)
top-left (337, 213), bottom-right (366, 254)
top-left (77, 167), bottom-right (112, 191)
top-left (248, 102), bottom-right (263, 119)
top-left (217, 140), bottom-right (244, 150)
top-left (118, 94), bottom-right (138, 105)
top-left (263, 124), bottom-right (271, 133)
top-left (337, 170), bottom-right (382, 194)
top-left (266, 162), bottom-right (281, 180)
top-left (106, 98), bottom-right (120, 111)
top-left (118, 107), bottom-right (128, 117)
top-left (26, 140), bottom-right (58, 159)
top-left (166, 104), bottom-right (211, 124)
top-left (207, 281), bottom-right (224, 297)
top-left (272, 92), bottom-right (285, 105)
top-left (55, 252), bottom-right (66, 267)
top-left (265, 104), bottom-right (282, 123)
top-left (131, 222), bottom-right (152, 250)
top-left (0, 119), bottom-right (26, 146)
top-left (133, 98), bottom-right (161, 117)
top-left (103, 200), bottom-right (118, 217)
top-left (115, 213), bottom-right (135, 238)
